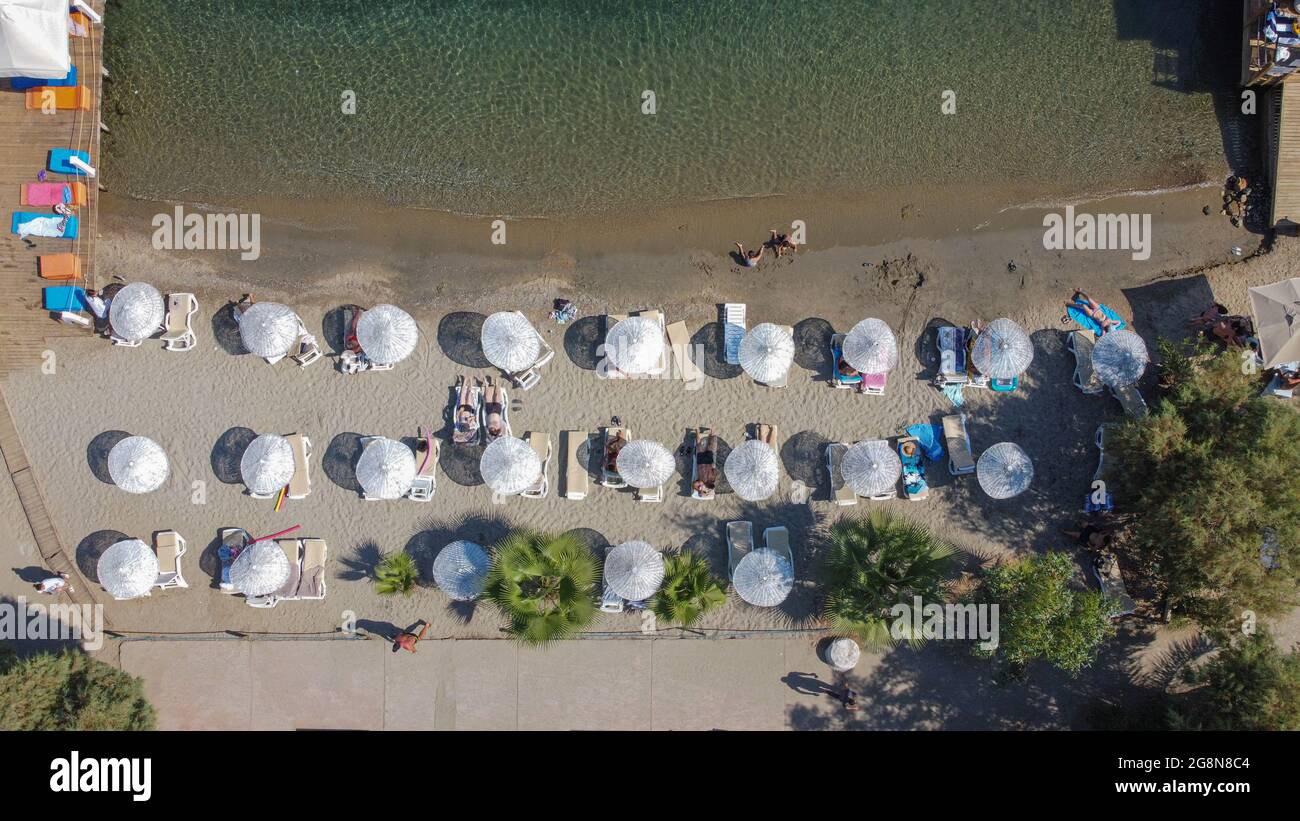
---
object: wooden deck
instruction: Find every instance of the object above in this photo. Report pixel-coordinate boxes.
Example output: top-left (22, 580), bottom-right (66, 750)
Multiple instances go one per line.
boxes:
top-left (1270, 82), bottom-right (1300, 228)
top-left (0, 2), bottom-right (103, 376)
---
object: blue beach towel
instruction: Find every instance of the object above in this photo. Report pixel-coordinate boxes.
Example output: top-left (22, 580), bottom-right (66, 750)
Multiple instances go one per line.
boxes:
top-left (43, 286), bottom-right (88, 313)
top-left (906, 422), bottom-right (946, 462)
top-left (1067, 301), bottom-right (1126, 338)
top-left (941, 383), bottom-right (965, 406)
top-left (10, 65), bottom-right (77, 90)
top-left (12, 212), bottom-right (78, 239)
top-left (48, 148), bottom-right (92, 175)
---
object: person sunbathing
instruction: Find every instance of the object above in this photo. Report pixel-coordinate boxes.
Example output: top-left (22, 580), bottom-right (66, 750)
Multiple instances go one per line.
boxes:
top-left (453, 375), bottom-right (480, 440)
top-left (484, 382), bottom-right (506, 440)
top-left (605, 430), bottom-right (628, 472)
top-left (692, 432), bottom-right (718, 495)
top-left (1277, 367), bottom-right (1300, 390)
top-left (1186, 302), bottom-right (1228, 331)
top-left (1065, 290), bottom-right (1120, 334)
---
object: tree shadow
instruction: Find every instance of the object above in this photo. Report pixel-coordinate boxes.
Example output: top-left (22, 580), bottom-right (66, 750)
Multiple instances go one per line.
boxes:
top-left (86, 429), bottom-right (130, 485)
top-left (210, 302), bottom-right (246, 355)
top-left (792, 317), bottom-right (834, 373)
top-left (337, 539), bottom-right (384, 582)
top-left (437, 311), bottom-right (490, 367)
top-left (74, 529), bottom-right (131, 583)
top-left (210, 427), bottom-right (257, 485)
top-left (562, 315), bottom-right (604, 370)
top-left (691, 321), bottom-right (742, 379)
top-left (323, 432), bottom-right (365, 493)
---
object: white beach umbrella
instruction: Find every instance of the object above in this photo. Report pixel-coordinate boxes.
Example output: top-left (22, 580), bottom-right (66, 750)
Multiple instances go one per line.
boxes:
top-left (977, 442), bottom-right (1034, 500)
top-left (96, 539), bottom-right (158, 600)
top-left (356, 303), bottom-right (418, 365)
top-left (356, 437), bottom-right (416, 499)
top-left (605, 315), bottom-right (664, 374)
top-left (239, 434), bottom-right (294, 495)
top-left (230, 539), bottom-right (289, 597)
top-left (238, 301), bottom-right (301, 359)
top-left (828, 637), bottom-right (862, 672)
top-left (1250, 278), bottom-right (1300, 368)
top-left (723, 439), bottom-right (780, 501)
top-left (479, 435), bottom-right (542, 496)
top-left (842, 440), bottom-right (902, 498)
top-left (433, 540), bottom-right (490, 601)
top-left (615, 439), bottom-right (675, 489)
top-left (739, 322), bottom-right (795, 384)
top-left (733, 548), bottom-right (794, 607)
top-left (107, 282), bottom-right (165, 342)
top-left (107, 435), bottom-right (169, 494)
top-left (842, 318), bottom-right (899, 374)
top-left (970, 318), bottom-right (1034, 379)
top-left (1091, 329), bottom-right (1148, 388)
top-left (481, 311), bottom-right (541, 373)
top-left (604, 540), bottom-right (665, 601)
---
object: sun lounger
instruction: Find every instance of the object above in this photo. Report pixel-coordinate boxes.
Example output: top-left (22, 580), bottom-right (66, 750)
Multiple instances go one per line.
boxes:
top-left (152, 531), bottom-right (189, 590)
top-left (161, 292), bottom-right (198, 351)
top-left (897, 435), bottom-right (929, 500)
top-left (827, 442), bottom-right (857, 506)
top-left (936, 325), bottom-right (968, 386)
top-left (522, 431), bottom-right (552, 499)
top-left (450, 377), bottom-right (483, 445)
top-left (502, 311), bottom-right (554, 390)
top-left (286, 433), bottom-right (312, 500)
top-left (634, 483), bottom-right (663, 502)
top-left (38, 253), bottom-right (81, 281)
top-left (218, 528), bottom-right (249, 593)
top-left (600, 426), bottom-right (630, 488)
top-left (43, 285), bottom-right (88, 312)
top-left (21, 181), bottom-right (87, 207)
top-left (1110, 383), bottom-right (1147, 419)
top-left (723, 303), bottom-right (746, 365)
top-left (48, 148), bottom-right (92, 176)
top-left (943, 413), bottom-right (975, 475)
top-left (10, 65), bottom-right (77, 90)
top-left (727, 520), bottom-right (754, 578)
top-left (1263, 361), bottom-right (1299, 399)
top-left (25, 85), bottom-right (92, 111)
top-left (829, 334), bottom-right (860, 389)
top-left (755, 324), bottom-right (794, 387)
top-left (13, 212), bottom-right (78, 239)
top-left (763, 526), bottom-right (793, 570)
top-left (247, 539), bottom-right (302, 608)
top-left (297, 538), bottom-right (328, 600)
top-left (1068, 330), bottom-right (1104, 394)
top-left (408, 429), bottom-right (439, 502)
top-left (1067, 301), bottom-right (1126, 338)
top-left (600, 544), bottom-right (626, 612)
top-left (1084, 423), bottom-right (1115, 513)
top-left (291, 323), bottom-right (322, 367)
top-left (637, 310), bottom-right (669, 376)
top-left (483, 380), bottom-right (511, 442)
top-left (666, 321), bottom-right (702, 384)
top-left (561, 430), bottom-right (589, 500)
top-left (1092, 551), bottom-right (1136, 617)
top-left (861, 371), bottom-right (887, 395)
top-left (690, 427), bottom-right (717, 500)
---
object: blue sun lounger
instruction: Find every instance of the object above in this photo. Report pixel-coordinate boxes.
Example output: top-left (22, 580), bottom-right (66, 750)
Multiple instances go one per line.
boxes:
top-left (42, 286), bottom-right (89, 313)
top-left (10, 65), bottom-right (77, 90)
top-left (48, 148), bottom-right (92, 175)
top-left (12, 212), bottom-right (78, 239)
top-left (1067, 301), bottom-right (1126, 338)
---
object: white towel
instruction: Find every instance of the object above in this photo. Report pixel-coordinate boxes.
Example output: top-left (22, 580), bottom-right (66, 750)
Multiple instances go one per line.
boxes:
top-left (18, 216), bottom-right (67, 238)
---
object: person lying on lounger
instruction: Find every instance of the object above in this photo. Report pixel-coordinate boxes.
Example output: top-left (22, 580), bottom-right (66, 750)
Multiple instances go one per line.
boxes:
top-left (605, 430), bottom-right (628, 472)
top-left (692, 432), bottom-right (718, 495)
top-left (1208, 317), bottom-right (1252, 347)
top-left (1064, 290), bottom-right (1120, 334)
top-left (484, 382), bottom-right (506, 440)
top-left (454, 375), bottom-right (480, 441)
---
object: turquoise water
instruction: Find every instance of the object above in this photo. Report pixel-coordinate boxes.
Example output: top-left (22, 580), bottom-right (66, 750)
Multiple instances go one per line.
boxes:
top-left (103, 0), bottom-right (1235, 216)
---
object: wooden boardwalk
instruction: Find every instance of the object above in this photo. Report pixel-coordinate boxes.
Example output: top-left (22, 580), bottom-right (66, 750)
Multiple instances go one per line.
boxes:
top-left (1270, 82), bottom-right (1300, 228)
top-left (0, 1), bottom-right (103, 377)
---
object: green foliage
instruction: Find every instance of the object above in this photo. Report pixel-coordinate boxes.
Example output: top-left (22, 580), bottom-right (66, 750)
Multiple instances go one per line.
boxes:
top-left (1111, 342), bottom-right (1300, 629)
top-left (374, 551), bottom-right (419, 596)
top-left (971, 551), bottom-right (1113, 678)
top-left (1170, 629), bottom-right (1300, 731)
top-left (0, 649), bottom-right (155, 730)
top-left (484, 530), bottom-right (598, 645)
top-left (651, 552), bottom-right (727, 628)
top-left (819, 510), bottom-right (958, 649)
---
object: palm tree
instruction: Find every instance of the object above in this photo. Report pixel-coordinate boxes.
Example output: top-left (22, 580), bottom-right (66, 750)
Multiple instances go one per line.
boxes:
top-left (375, 552), bottom-right (418, 596)
top-left (484, 530), bottom-right (598, 645)
top-left (820, 510), bottom-right (958, 649)
top-left (651, 552), bottom-right (727, 628)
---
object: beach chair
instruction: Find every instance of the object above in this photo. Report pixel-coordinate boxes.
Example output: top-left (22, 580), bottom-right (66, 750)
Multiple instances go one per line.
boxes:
top-left (561, 430), bottom-right (589, 500)
top-left (1084, 424), bottom-right (1115, 513)
top-left (636, 310), bottom-right (670, 376)
top-left (600, 544), bottom-right (626, 613)
top-left (897, 435), bottom-right (929, 501)
top-left (1091, 551), bottom-right (1136, 618)
top-left (292, 322), bottom-right (322, 367)
top-left (1263, 361), bottom-right (1299, 399)
top-left (763, 526), bottom-right (793, 572)
top-left (723, 304), bottom-right (746, 366)
top-left (1067, 330), bottom-right (1104, 394)
top-left (286, 433), bottom-right (312, 500)
top-left (829, 334), bottom-right (859, 389)
top-left (217, 528), bottom-right (249, 593)
top-left (666, 321), bottom-right (702, 384)
top-left (935, 325), bottom-right (969, 387)
top-left (690, 427), bottom-right (717, 500)
top-left (248, 539), bottom-right (303, 608)
top-left (503, 311), bottom-right (554, 390)
top-left (634, 483), bottom-right (663, 503)
top-left (1110, 384), bottom-right (1148, 419)
top-left (450, 377), bottom-right (483, 445)
top-left (727, 521), bottom-right (754, 581)
top-left (24, 85), bottom-right (92, 111)
top-left (298, 539), bottom-right (329, 600)
top-left (161, 292), bottom-right (198, 351)
top-left (408, 429), bottom-right (439, 502)
top-left (827, 442), bottom-right (857, 506)
top-left (522, 431), bottom-right (552, 499)
top-left (482, 380), bottom-right (511, 442)
top-left (152, 531), bottom-right (188, 590)
top-left (38, 253), bottom-right (81, 281)
top-left (600, 426), bottom-right (630, 488)
top-left (10, 65), bottom-right (78, 90)
top-left (943, 414), bottom-right (976, 475)
top-left (602, 313), bottom-right (629, 379)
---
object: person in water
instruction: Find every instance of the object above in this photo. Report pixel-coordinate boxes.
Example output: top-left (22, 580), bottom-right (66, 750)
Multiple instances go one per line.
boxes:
top-left (768, 229), bottom-right (799, 256)
top-left (734, 241), bottom-right (764, 267)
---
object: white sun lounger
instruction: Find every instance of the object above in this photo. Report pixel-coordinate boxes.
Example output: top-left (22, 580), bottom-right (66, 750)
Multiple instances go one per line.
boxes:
top-left (638, 310), bottom-right (669, 376)
top-left (297, 538), bottom-right (328, 600)
top-left (522, 431), bottom-right (552, 499)
top-left (408, 430), bottom-right (439, 502)
top-left (600, 426), bottom-right (629, 488)
top-left (727, 520), bottom-right (754, 579)
top-left (1110, 383), bottom-right (1147, 419)
top-left (1092, 551), bottom-right (1136, 617)
top-left (502, 311), bottom-right (555, 390)
top-left (161, 292), bottom-right (198, 351)
top-left (286, 432), bottom-right (312, 500)
top-left (451, 378), bottom-right (483, 445)
top-left (634, 482), bottom-right (663, 503)
top-left (292, 324), bottom-right (322, 368)
top-left (666, 320), bottom-right (702, 384)
top-left (153, 530), bottom-right (188, 590)
top-left (827, 442), bottom-right (857, 506)
top-left (600, 544), bottom-right (625, 613)
top-left (763, 526), bottom-right (793, 571)
top-left (943, 413), bottom-right (976, 475)
top-left (248, 539), bottom-right (303, 608)
top-left (756, 324), bottom-right (794, 388)
top-left (1068, 330), bottom-right (1104, 394)
top-left (723, 303), bottom-right (746, 365)
top-left (561, 430), bottom-right (589, 500)
top-left (482, 381), bottom-right (511, 442)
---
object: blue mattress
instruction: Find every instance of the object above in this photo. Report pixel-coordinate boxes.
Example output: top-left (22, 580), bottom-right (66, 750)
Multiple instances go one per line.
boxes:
top-left (43, 286), bottom-right (88, 313)
top-left (10, 65), bottom-right (77, 90)
top-left (48, 148), bottom-right (92, 175)
top-left (1067, 302), bottom-right (1126, 338)
top-left (11, 212), bottom-right (79, 238)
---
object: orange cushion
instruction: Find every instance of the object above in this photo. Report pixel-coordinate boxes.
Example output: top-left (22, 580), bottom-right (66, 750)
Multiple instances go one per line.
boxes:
top-left (25, 86), bottom-right (91, 111)
top-left (38, 254), bottom-right (81, 281)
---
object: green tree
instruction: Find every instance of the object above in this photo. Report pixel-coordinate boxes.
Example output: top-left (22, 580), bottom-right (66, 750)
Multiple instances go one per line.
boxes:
top-left (374, 552), bottom-right (419, 596)
top-left (820, 510), bottom-right (958, 649)
top-left (971, 551), bottom-right (1113, 678)
top-left (0, 648), bottom-right (155, 730)
top-left (1170, 629), bottom-right (1300, 731)
top-left (1111, 342), bottom-right (1300, 630)
top-left (484, 530), bottom-right (598, 645)
top-left (651, 552), bottom-right (727, 628)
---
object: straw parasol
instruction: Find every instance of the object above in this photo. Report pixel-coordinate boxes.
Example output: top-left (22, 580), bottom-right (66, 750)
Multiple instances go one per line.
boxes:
top-left (723, 439), bottom-right (780, 501)
top-left (1249, 277), bottom-right (1300, 368)
top-left (739, 322), bottom-right (795, 383)
top-left (356, 437), bottom-right (416, 499)
top-left (479, 436), bottom-right (542, 495)
top-left (842, 318), bottom-right (899, 374)
top-left (230, 539), bottom-right (289, 597)
top-left (615, 439), bottom-right (674, 489)
top-left (1091, 329), bottom-right (1148, 388)
top-left (605, 316), bottom-right (664, 374)
top-left (238, 301), bottom-right (300, 359)
top-left (96, 538), bottom-right (158, 600)
top-left (433, 540), bottom-right (490, 601)
top-left (107, 282), bottom-right (164, 342)
top-left (732, 548), bottom-right (794, 607)
top-left (970, 318), bottom-right (1034, 379)
top-left (481, 311), bottom-right (541, 372)
top-left (842, 440), bottom-right (902, 498)
top-left (239, 434), bottom-right (294, 495)
top-left (356, 303), bottom-right (419, 365)
top-left (828, 637), bottom-right (861, 672)
top-left (603, 540), bottom-right (665, 601)
top-left (976, 442), bottom-right (1034, 499)
top-left (107, 435), bottom-right (169, 494)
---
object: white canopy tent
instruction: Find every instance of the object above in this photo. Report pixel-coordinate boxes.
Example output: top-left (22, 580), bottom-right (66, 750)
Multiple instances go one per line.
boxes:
top-left (0, 0), bottom-right (69, 79)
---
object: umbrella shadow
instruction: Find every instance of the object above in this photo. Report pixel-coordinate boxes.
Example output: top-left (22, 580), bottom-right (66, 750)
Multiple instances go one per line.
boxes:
top-left (211, 427), bottom-right (257, 485)
top-left (321, 306), bottom-right (352, 356)
top-left (74, 529), bottom-right (131, 583)
top-left (562, 315), bottom-right (604, 370)
top-left (792, 317), bottom-right (834, 373)
top-left (912, 317), bottom-right (957, 382)
top-left (679, 531), bottom-right (725, 578)
top-left (691, 321), bottom-right (742, 379)
top-left (782, 429), bottom-right (832, 501)
top-left (404, 511), bottom-right (510, 583)
top-left (86, 429), bottom-right (130, 485)
top-left (563, 527), bottom-right (611, 566)
top-left (323, 433), bottom-right (365, 493)
top-left (437, 311), bottom-right (490, 367)
top-left (210, 303), bottom-right (247, 356)
top-left (438, 441), bottom-right (484, 486)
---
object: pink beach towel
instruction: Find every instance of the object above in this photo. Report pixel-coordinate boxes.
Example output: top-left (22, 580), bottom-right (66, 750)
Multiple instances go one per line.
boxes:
top-left (22, 183), bottom-right (74, 206)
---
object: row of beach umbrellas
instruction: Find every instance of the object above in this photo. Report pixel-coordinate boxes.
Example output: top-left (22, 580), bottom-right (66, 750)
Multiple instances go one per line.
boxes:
top-left (238, 301), bottom-right (419, 365)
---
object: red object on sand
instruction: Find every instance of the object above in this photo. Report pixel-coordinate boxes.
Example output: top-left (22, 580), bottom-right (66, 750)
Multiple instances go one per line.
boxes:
top-left (254, 524), bottom-right (301, 543)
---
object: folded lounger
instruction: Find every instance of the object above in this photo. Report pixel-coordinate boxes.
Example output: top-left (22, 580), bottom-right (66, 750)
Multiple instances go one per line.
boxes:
top-left (9, 65), bottom-right (77, 90)
top-left (522, 431), bottom-right (552, 499)
top-left (25, 85), bottom-right (92, 111)
top-left (666, 321), bottom-right (702, 384)
top-left (48, 149), bottom-right (92, 175)
top-left (561, 430), bottom-right (589, 500)
top-left (38, 253), bottom-right (81, 280)
top-left (21, 181), bottom-right (88, 207)
top-left (162, 293), bottom-right (199, 351)
top-left (727, 520), bottom-right (754, 579)
top-left (943, 413), bottom-right (976, 475)
top-left (297, 539), bottom-right (328, 600)
top-left (13, 212), bottom-right (78, 239)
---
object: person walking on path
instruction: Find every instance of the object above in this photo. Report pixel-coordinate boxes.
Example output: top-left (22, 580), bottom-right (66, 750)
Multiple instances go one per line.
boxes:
top-left (393, 620), bottom-right (429, 654)
top-left (33, 572), bottom-right (72, 596)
